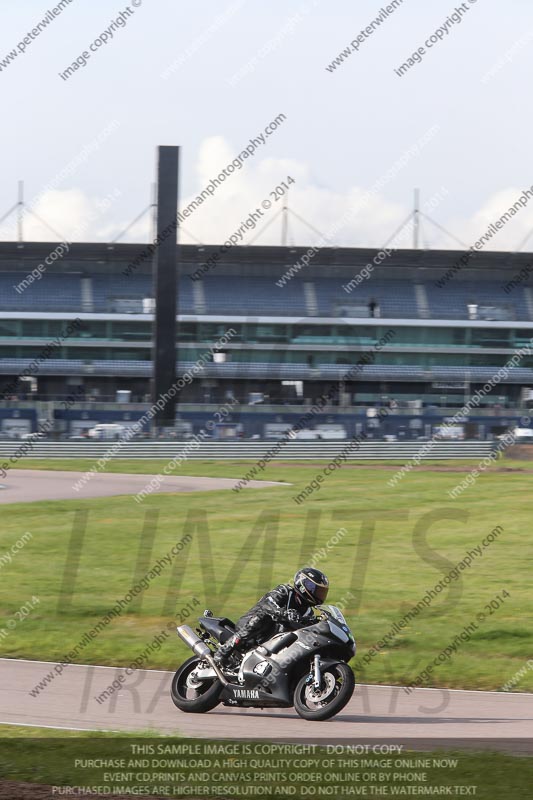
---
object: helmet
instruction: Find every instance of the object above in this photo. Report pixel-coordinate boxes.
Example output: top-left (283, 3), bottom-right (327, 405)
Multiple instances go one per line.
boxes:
top-left (293, 567), bottom-right (329, 606)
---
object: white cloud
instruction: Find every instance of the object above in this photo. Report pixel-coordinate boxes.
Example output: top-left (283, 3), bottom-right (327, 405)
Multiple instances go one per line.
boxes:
top-left (2, 138), bottom-right (532, 255)
top-left (177, 136), bottom-right (407, 247)
top-left (0, 188), bottom-right (123, 243)
top-left (447, 188), bottom-right (533, 252)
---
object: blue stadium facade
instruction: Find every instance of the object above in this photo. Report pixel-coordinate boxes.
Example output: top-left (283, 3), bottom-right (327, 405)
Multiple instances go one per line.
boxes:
top-left (0, 241), bottom-right (532, 439)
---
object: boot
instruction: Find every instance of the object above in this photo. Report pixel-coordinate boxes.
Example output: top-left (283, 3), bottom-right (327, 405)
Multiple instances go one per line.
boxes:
top-left (214, 634), bottom-right (241, 666)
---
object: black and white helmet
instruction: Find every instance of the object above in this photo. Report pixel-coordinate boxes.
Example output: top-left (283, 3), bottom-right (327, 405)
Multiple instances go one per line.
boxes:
top-left (293, 567), bottom-right (329, 606)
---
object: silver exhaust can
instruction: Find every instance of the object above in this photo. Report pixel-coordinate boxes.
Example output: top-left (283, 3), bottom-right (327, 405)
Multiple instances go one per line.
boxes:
top-left (177, 625), bottom-right (211, 659)
top-left (176, 624), bottom-right (228, 686)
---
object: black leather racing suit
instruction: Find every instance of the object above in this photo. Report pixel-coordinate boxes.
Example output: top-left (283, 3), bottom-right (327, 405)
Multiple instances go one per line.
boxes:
top-left (216, 584), bottom-right (314, 661)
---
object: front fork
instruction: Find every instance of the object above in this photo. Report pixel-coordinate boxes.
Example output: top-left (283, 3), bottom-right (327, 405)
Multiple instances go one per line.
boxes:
top-left (308, 654), bottom-right (322, 690)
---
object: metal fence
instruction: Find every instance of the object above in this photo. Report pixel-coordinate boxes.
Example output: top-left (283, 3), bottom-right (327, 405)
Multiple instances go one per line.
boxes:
top-left (0, 440), bottom-right (495, 460)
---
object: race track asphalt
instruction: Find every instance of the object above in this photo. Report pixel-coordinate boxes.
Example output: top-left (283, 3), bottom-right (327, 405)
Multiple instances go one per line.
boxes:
top-left (1, 472), bottom-right (531, 756)
top-left (0, 469), bottom-right (287, 504)
top-left (1, 658), bottom-right (532, 753)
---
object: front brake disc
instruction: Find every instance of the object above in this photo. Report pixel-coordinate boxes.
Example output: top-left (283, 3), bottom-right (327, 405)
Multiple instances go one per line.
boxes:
top-left (305, 672), bottom-right (336, 703)
top-left (186, 670), bottom-right (202, 689)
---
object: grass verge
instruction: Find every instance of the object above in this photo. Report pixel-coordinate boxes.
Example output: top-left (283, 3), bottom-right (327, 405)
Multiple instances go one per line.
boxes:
top-left (0, 458), bottom-right (531, 691)
top-left (0, 726), bottom-right (532, 799)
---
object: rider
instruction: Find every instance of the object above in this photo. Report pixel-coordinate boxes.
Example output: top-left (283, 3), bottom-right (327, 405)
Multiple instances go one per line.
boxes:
top-left (214, 567), bottom-right (329, 666)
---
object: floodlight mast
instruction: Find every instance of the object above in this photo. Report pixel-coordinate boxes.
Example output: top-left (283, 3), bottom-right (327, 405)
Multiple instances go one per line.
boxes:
top-left (152, 145), bottom-right (179, 431)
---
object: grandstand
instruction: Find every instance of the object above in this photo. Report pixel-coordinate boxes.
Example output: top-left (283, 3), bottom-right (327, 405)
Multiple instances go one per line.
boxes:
top-left (0, 240), bottom-right (532, 439)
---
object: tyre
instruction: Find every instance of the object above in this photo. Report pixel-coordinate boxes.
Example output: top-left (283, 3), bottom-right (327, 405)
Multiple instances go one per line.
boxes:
top-left (170, 656), bottom-right (222, 713)
top-left (293, 662), bottom-right (355, 721)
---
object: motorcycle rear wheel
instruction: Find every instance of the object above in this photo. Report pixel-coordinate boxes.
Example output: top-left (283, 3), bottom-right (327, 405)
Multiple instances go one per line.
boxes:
top-left (294, 662), bottom-right (354, 721)
top-left (171, 656), bottom-right (222, 713)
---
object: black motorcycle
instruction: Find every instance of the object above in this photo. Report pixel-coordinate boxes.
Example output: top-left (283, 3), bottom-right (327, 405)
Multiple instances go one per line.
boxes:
top-left (170, 604), bottom-right (356, 721)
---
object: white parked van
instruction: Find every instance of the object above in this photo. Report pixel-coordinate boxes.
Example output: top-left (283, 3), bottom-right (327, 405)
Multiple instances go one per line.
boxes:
top-left (315, 425), bottom-right (348, 440)
top-left (87, 423), bottom-right (127, 440)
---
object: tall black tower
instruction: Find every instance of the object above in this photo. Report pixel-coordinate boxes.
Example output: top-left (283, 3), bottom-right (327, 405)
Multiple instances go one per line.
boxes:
top-left (152, 145), bottom-right (179, 428)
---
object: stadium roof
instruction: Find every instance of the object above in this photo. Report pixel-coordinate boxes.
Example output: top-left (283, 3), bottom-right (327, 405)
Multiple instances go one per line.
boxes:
top-left (0, 241), bottom-right (530, 281)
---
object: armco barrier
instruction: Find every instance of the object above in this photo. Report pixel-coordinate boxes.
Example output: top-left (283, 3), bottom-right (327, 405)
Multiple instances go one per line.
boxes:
top-left (0, 440), bottom-right (495, 460)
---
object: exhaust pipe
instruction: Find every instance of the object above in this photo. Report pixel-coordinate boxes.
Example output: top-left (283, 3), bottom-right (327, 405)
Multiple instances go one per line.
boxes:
top-left (177, 625), bottom-right (228, 686)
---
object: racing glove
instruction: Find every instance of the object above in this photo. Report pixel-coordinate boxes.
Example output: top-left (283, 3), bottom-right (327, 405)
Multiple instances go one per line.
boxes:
top-left (281, 609), bottom-right (302, 625)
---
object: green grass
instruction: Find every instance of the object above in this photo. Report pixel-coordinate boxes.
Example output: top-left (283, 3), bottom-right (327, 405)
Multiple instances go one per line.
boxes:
top-left (0, 725), bottom-right (162, 738)
top-left (1, 457), bottom-right (532, 692)
top-left (11, 455), bottom-right (533, 474)
top-left (0, 726), bottom-right (532, 799)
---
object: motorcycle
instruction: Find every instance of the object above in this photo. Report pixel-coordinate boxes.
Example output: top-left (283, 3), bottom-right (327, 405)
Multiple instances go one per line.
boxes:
top-left (170, 604), bottom-right (356, 721)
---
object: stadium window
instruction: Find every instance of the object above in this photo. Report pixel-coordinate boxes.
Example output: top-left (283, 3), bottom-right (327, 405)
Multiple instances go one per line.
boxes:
top-left (452, 328), bottom-right (467, 345)
top-left (282, 380), bottom-right (303, 397)
top-left (111, 322), bottom-right (150, 341)
top-left (66, 348), bottom-right (100, 360)
top-left (179, 323), bottom-right (196, 342)
top-left (48, 320), bottom-right (76, 337)
top-left (20, 320), bottom-right (44, 338)
top-left (108, 349), bottom-right (150, 361)
top-left (471, 329), bottom-right (511, 348)
top-left (79, 321), bottom-right (106, 338)
top-left (0, 320), bottom-right (19, 336)
top-left (19, 376), bottom-right (37, 395)
top-left (345, 326), bottom-right (374, 344)
top-left (200, 322), bottom-right (234, 341)
top-left (292, 325), bottom-right (329, 342)
top-left (514, 330), bottom-right (533, 348)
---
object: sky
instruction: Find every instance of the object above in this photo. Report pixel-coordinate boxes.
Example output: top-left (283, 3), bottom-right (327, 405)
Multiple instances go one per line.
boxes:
top-left (1, 0), bottom-right (532, 251)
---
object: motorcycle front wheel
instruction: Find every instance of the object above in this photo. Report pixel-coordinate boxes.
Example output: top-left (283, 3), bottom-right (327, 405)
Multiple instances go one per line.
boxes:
top-left (171, 656), bottom-right (222, 713)
top-left (293, 662), bottom-right (355, 721)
